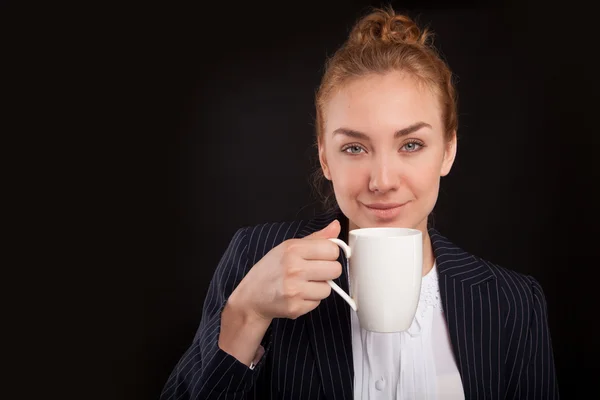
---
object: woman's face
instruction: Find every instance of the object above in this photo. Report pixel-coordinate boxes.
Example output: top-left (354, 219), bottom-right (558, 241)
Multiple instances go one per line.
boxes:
top-left (319, 71), bottom-right (456, 232)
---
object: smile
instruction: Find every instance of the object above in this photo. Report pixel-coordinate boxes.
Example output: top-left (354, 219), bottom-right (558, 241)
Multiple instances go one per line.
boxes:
top-left (362, 202), bottom-right (409, 220)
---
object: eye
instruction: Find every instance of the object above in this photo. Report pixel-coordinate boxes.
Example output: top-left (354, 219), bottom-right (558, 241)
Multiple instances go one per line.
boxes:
top-left (341, 144), bottom-right (366, 155)
top-left (402, 140), bottom-right (424, 152)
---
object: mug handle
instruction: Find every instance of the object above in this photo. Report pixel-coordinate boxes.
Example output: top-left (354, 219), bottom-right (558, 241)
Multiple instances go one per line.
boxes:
top-left (327, 238), bottom-right (357, 311)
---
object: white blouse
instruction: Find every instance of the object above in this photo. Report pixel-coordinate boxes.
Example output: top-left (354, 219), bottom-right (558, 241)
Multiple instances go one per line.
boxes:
top-left (351, 261), bottom-right (465, 399)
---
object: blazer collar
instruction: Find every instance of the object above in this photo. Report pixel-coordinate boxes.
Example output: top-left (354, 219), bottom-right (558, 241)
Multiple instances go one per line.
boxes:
top-left (429, 227), bottom-right (496, 284)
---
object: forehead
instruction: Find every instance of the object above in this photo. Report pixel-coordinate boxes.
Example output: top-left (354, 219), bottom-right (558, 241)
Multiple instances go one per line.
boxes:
top-left (324, 71), bottom-right (442, 135)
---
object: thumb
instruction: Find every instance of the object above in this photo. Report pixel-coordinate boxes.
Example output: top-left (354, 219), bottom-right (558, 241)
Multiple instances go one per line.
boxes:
top-left (305, 219), bottom-right (341, 239)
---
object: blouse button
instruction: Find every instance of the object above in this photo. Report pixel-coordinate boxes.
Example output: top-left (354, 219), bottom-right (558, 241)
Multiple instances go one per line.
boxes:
top-left (375, 378), bottom-right (385, 391)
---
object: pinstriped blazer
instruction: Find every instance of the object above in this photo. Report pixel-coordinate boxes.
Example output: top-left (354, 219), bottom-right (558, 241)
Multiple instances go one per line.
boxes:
top-left (161, 208), bottom-right (559, 399)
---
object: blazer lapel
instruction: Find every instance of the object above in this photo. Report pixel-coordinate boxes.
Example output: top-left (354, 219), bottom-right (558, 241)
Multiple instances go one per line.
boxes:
top-left (300, 209), bottom-right (354, 400)
top-left (430, 227), bottom-right (500, 400)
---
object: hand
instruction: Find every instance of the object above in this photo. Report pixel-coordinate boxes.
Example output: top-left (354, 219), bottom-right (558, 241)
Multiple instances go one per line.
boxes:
top-left (234, 220), bottom-right (343, 321)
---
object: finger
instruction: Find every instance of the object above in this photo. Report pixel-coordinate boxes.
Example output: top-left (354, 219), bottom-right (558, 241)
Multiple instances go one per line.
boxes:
top-left (298, 239), bottom-right (340, 261)
top-left (302, 260), bottom-right (343, 281)
top-left (295, 300), bottom-right (321, 317)
top-left (303, 300), bottom-right (321, 313)
top-left (300, 281), bottom-right (333, 301)
top-left (304, 219), bottom-right (340, 239)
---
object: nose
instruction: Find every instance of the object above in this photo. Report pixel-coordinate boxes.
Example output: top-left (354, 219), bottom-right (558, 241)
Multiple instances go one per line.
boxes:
top-left (368, 155), bottom-right (399, 193)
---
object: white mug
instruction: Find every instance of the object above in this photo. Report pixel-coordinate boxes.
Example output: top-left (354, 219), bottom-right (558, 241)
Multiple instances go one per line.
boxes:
top-left (327, 227), bottom-right (423, 332)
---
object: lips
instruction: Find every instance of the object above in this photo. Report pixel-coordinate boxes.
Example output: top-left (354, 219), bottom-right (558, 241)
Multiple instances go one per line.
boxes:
top-left (364, 203), bottom-right (405, 210)
top-left (362, 202), bottom-right (409, 220)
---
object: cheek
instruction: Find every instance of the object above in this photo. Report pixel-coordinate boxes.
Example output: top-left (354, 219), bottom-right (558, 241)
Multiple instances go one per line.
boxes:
top-left (327, 153), bottom-right (368, 193)
top-left (413, 163), bottom-right (440, 191)
top-left (330, 164), bottom-right (366, 194)
top-left (403, 153), bottom-right (444, 196)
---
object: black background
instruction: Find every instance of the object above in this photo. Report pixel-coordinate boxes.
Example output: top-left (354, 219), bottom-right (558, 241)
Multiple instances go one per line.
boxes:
top-left (91, 0), bottom-right (599, 398)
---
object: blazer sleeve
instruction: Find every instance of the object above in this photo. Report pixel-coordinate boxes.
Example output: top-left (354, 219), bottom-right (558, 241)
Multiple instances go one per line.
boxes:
top-left (160, 227), bottom-right (272, 400)
top-left (518, 276), bottom-right (560, 399)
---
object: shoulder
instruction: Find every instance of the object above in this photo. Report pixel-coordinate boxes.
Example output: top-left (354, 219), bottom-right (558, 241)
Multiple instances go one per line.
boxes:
top-left (477, 256), bottom-right (547, 307)
top-left (430, 227), bottom-right (548, 319)
top-left (233, 208), bottom-right (340, 265)
top-left (469, 253), bottom-right (549, 326)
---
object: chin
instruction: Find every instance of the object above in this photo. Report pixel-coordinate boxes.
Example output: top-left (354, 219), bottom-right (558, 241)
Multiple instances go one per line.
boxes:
top-left (360, 215), bottom-right (426, 231)
top-left (343, 202), bottom-right (426, 231)
top-left (350, 215), bottom-right (408, 230)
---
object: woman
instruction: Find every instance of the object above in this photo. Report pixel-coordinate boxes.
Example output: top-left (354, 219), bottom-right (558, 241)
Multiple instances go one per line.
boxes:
top-left (160, 7), bottom-right (558, 400)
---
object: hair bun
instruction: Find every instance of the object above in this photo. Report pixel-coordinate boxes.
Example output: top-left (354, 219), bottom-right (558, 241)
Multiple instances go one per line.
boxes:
top-left (348, 7), bottom-right (430, 47)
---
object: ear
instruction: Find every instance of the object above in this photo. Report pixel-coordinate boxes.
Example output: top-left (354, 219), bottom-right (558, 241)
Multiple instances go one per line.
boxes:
top-left (318, 139), bottom-right (332, 180)
top-left (440, 130), bottom-right (457, 177)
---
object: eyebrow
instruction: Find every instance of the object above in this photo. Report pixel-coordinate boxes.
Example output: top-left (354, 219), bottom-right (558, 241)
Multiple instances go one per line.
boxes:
top-left (332, 122), bottom-right (432, 140)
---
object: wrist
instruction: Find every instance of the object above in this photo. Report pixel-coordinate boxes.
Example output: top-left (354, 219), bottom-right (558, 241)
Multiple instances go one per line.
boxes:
top-left (219, 288), bottom-right (272, 366)
top-left (227, 287), bottom-right (272, 329)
